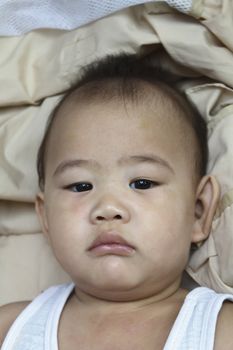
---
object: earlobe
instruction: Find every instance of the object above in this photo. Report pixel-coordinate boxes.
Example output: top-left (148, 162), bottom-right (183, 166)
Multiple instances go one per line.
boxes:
top-left (192, 175), bottom-right (220, 244)
top-left (35, 192), bottom-right (49, 236)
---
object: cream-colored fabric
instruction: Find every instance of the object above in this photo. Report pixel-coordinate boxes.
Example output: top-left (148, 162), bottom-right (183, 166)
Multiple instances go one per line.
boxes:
top-left (184, 83), bottom-right (233, 293)
top-left (0, 234), bottom-right (70, 305)
top-left (0, 5), bottom-right (159, 107)
top-left (0, 1), bottom-right (233, 304)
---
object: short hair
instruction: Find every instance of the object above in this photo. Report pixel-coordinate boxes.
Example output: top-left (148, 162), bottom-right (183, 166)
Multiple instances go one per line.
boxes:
top-left (37, 53), bottom-right (208, 191)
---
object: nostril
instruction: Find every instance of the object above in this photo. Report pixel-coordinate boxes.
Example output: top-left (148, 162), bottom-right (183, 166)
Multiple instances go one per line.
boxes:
top-left (96, 216), bottom-right (105, 221)
top-left (96, 214), bottom-right (122, 221)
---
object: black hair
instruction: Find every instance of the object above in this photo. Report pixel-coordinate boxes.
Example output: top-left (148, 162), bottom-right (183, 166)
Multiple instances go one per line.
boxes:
top-left (37, 53), bottom-right (208, 190)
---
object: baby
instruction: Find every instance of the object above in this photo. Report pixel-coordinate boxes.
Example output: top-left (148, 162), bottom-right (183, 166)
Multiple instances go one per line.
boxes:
top-left (1, 54), bottom-right (233, 350)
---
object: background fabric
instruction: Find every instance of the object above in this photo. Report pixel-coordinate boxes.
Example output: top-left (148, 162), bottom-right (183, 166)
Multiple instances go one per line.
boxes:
top-left (0, 0), bottom-right (192, 36)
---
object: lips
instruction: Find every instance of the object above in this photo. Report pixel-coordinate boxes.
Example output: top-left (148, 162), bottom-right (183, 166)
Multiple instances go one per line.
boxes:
top-left (88, 232), bottom-right (135, 257)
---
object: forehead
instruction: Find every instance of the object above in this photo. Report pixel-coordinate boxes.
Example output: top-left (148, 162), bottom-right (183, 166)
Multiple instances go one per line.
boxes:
top-left (46, 93), bottom-right (195, 175)
top-left (54, 79), bottom-right (189, 135)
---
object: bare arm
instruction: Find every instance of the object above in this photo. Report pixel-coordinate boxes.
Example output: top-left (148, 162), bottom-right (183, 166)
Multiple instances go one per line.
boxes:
top-left (214, 301), bottom-right (233, 350)
top-left (0, 301), bottom-right (30, 346)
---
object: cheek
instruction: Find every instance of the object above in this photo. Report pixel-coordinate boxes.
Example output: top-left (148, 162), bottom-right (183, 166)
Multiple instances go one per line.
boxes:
top-left (48, 192), bottom-right (88, 220)
top-left (136, 189), bottom-right (195, 243)
top-left (139, 196), bottom-right (194, 274)
top-left (45, 193), bottom-right (89, 242)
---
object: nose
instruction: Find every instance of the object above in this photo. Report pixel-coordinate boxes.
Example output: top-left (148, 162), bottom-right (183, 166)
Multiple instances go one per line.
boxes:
top-left (90, 195), bottom-right (130, 224)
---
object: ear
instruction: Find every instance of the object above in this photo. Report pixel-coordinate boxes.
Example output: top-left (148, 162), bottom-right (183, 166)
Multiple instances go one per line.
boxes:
top-left (192, 175), bottom-right (220, 244)
top-left (35, 192), bottom-right (49, 237)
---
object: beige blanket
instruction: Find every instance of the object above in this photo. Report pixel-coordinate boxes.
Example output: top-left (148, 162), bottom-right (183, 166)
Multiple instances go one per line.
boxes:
top-left (1, 0), bottom-right (233, 305)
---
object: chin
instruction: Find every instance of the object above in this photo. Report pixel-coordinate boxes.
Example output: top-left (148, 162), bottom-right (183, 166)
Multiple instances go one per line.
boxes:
top-left (87, 284), bottom-right (142, 302)
top-left (83, 275), bottom-right (142, 300)
top-left (96, 275), bottom-right (139, 291)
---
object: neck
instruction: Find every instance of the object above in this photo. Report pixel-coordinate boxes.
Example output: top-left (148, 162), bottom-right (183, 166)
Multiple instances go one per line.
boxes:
top-left (72, 278), bottom-right (187, 315)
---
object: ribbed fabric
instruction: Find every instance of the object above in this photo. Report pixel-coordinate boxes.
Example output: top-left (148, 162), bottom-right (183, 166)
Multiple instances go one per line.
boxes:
top-left (1, 283), bottom-right (74, 350)
top-left (164, 287), bottom-right (233, 349)
top-left (0, 0), bottom-right (192, 36)
top-left (2, 284), bottom-right (232, 349)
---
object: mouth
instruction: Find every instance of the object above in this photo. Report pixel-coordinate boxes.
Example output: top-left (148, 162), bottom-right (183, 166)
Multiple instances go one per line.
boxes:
top-left (87, 232), bottom-right (136, 257)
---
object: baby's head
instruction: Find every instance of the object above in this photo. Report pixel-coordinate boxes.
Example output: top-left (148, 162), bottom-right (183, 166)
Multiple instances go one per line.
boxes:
top-left (38, 54), bottom-right (208, 190)
top-left (35, 54), bottom-right (220, 301)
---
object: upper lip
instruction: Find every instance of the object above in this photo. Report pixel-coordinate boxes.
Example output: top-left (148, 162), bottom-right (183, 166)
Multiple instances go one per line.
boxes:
top-left (88, 232), bottom-right (135, 251)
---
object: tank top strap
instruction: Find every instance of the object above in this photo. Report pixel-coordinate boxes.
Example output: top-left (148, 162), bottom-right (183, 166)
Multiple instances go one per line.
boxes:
top-left (198, 288), bottom-right (233, 350)
top-left (1, 283), bottom-right (74, 350)
top-left (163, 287), bottom-right (233, 350)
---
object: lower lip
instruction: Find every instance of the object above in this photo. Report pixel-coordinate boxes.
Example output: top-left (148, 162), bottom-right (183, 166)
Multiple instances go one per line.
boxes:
top-left (89, 244), bottom-right (135, 257)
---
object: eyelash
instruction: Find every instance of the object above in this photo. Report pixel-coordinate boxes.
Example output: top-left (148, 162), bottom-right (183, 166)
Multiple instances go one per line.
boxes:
top-left (65, 179), bottom-right (159, 193)
top-left (65, 182), bottom-right (93, 192)
top-left (130, 179), bottom-right (159, 190)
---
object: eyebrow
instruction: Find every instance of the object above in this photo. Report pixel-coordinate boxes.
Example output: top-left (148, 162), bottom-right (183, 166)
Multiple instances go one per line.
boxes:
top-left (53, 159), bottom-right (100, 177)
top-left (53, 154), bottom-right (174, 177)
top-left (118, 155), bottom-right (174, 173)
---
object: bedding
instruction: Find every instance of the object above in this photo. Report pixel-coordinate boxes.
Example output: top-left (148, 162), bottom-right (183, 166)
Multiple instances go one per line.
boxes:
top-left (0, 0), bottom-right (233, 305)
top-left (0, 0), bottom-right (192, 36)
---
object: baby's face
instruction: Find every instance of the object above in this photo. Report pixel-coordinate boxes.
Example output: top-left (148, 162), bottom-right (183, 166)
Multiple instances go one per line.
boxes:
top-left (38, 98), bottom-right (199, 301)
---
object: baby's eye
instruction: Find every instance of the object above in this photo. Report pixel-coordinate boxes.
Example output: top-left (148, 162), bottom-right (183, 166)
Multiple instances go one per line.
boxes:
top-left (65, 182), bottom-right (93, 192)
top-left (130, 179), bottom-right (158, 190)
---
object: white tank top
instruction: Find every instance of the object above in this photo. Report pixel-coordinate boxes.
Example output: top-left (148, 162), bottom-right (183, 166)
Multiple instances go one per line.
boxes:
top-left (2, 283), bottom-right (233, 350)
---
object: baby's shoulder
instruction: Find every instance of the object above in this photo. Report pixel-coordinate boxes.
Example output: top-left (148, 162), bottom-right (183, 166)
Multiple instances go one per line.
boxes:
top-left (0, 301), bottom-right (30, 346)
top-left (214, 301), bottom-right (233, 350)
